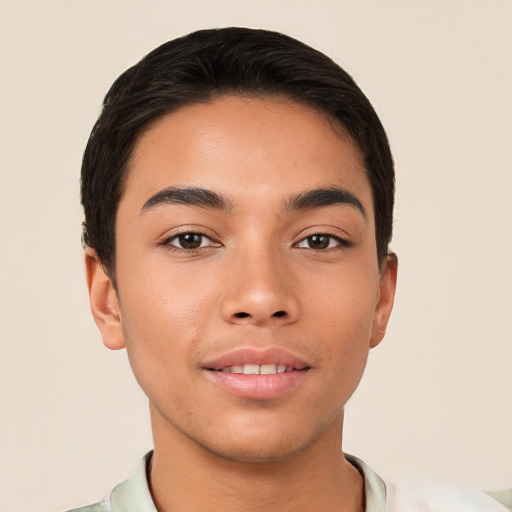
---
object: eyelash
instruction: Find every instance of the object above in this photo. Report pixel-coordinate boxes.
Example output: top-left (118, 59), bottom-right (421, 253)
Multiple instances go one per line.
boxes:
top-left (294, 232), bottom-right (352, 251)
top-left (160, 231), bottom-right (220, 252)
top-left (160, 230), bottom-right (351, 253)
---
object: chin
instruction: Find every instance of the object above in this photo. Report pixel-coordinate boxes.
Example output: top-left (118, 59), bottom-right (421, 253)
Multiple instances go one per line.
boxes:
top-left (199, 435), bottom-right (313, 464)
top-left (189, 416), bottom-right (334, 465)
top-left (151, 397), bottom-right (345, 465)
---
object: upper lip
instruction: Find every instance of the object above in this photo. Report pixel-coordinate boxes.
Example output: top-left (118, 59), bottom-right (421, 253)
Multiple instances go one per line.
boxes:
top-left (203, 347), bottom-right (309, 370)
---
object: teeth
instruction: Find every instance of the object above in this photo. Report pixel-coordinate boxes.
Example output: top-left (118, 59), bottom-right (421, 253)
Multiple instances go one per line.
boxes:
top-left (220, 364), bottom-right (294, 374)
top-left (243, 364), bottom-right (260, 375)
top-left (260, 364), bottom-right (277, 375)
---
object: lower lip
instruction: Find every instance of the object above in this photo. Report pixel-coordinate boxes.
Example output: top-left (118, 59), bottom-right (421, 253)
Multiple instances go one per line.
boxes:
top-left (205, 369), bottom-right (309, 400)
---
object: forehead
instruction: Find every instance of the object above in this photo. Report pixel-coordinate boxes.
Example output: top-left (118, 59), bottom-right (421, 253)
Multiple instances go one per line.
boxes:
top-left (123, 96), bottom-right (372, 214)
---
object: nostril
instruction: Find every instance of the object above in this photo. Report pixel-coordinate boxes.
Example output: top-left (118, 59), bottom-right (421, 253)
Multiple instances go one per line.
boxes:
top-left (272, 310), bottom-right (287, 318)
top-left (234, 312), bottom-right (250, 318)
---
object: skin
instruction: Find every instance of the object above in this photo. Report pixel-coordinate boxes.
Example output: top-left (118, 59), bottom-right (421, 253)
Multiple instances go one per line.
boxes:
top-left (86, 96), bottom-right (397, 512)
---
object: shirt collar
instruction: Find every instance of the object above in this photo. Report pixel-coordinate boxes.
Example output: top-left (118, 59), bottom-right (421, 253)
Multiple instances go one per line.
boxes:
top-left (346, 454), bottom-right (387, 512)
top-left (110, 451), bottom-right (386, 512)
top-left (110, 452), bottom-right (157, 512)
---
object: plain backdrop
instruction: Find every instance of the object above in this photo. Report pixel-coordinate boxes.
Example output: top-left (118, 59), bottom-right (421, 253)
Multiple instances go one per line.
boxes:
top-left (0, 1), bottom-right (511, 511)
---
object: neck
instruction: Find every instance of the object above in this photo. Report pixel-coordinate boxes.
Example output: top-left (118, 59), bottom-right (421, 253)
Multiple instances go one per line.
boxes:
top-left (148, 407), bottom-right (364, 512)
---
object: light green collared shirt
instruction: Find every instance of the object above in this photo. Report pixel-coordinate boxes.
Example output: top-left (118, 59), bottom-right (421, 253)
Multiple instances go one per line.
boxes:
top-left (67, 451), bottom-right (511, 512)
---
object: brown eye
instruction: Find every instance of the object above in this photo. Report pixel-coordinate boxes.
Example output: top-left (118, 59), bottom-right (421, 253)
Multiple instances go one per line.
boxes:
top-left (165, 232), bottom-right (214, 250)
top-left (295, 234), bottom-right (348, 250)
top-left (306, 235), bottom-right (330, 249)
top-left (177, 233), bottom-right (203, 249)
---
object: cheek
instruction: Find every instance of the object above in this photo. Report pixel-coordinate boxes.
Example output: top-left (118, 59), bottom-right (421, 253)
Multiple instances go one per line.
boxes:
top-left (308, 265), bottom-right (379, 376)
top-left (119, 253), bottom-right (219, 331)
top-left (116, 261), bottom-right (220, 384)
top-left (307, 263), bottom-right (379, 332)
top-left (116, 265), bottom-right (229, 433)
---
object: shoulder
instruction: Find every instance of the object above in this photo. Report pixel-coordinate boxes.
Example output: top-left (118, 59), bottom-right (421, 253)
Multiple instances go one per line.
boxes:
top-left (487, 488), bottom-right (512, 511)
top-left (386, 481), bottom-right (512, 512)
top-left (63, 451), bottom-right (154, 512)
top-left (348, 454), bottom-right (510, 512)
top-left (65, 499), bottom-right (111, 512)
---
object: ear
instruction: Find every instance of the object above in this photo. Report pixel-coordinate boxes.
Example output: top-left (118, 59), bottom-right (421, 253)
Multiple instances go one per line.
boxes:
top-left (370, 253), bottom-right (398, 348)
top-left (85, 248), bottom-right (126, 350)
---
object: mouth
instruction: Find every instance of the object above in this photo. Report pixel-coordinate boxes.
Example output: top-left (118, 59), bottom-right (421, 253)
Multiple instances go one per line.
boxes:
top-left (204, 346), bottom-right (309, 371)
top-left (218, 364), bottom-right (296, 374)
top-left (203, 347), bottom-right (310, 400)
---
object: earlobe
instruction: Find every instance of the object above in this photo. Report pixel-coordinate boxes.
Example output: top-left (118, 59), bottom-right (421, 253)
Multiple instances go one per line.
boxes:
top-left (85, 248), bottom-right (126, 350)
top-left (370, 253), bottom-right (398, 348)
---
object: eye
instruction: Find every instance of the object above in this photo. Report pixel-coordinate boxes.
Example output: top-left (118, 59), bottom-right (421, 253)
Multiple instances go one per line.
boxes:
top-left (295, 234), bottom-right (347, 250)
top-left (164, 232), bottom-right (219, 250)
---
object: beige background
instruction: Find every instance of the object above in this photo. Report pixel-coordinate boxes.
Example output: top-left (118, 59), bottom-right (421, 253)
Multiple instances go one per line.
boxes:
top-left (0, 1), bottom-right (511, 511)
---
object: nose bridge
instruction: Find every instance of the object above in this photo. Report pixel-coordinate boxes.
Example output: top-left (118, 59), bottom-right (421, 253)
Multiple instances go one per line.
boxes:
top-left (221, 239), bottom-right (299, 325)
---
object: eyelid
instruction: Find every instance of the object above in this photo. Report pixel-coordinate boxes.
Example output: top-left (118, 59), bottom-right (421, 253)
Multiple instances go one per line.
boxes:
top-left (294, 233), bottom-right (351, 250)
top-left (167, 233), bottom-right (218, 249)
top-left (158, 227), bottom-right (222, 251)
top-left (293, 224), bottom-right (352, 245)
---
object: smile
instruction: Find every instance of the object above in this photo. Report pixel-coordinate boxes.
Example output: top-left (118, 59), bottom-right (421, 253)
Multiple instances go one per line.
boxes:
top-left (204, 347), bottom-right (310, 400)
top-left (219, 364), bottom-right (294, 374)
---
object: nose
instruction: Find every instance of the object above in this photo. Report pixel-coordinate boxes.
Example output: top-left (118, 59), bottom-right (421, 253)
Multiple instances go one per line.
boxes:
top-left (220, 247), bottom-right (300, 327)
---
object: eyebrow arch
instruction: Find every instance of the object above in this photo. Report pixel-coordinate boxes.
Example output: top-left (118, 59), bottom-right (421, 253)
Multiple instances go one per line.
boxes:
top-left (285, 187), bottom-right (366, 220)
top-left (141, 186), bottom-right (232, 214)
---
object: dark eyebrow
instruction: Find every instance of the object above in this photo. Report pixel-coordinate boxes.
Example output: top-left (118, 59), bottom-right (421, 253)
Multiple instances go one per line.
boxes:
top-left (285, 187), bottom-right (367, 220)
top-left (141, 186), bottom-right (232, 214)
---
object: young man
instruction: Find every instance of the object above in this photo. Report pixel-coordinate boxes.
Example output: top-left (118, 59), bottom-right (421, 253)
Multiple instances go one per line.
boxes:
top-left (75, 28), bottom-right (510, 512)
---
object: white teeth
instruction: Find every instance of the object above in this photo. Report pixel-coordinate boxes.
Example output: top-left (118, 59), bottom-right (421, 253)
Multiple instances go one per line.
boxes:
top-left (243, 364), bottom-right (260, 375)
top-left (220, 364), bottom-right (295, 374)
top-left (260, 364), bottom-right (277, 375)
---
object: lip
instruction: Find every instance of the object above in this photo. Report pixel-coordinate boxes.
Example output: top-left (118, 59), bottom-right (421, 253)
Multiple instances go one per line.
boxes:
top-left (203, 347), bottom-right (309, 370)
top-left (203, 347), bottom-right (310, 400)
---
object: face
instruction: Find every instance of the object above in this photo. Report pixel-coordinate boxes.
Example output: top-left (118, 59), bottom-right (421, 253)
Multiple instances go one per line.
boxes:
top-left (87, 96), bottom-right (396, 463)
